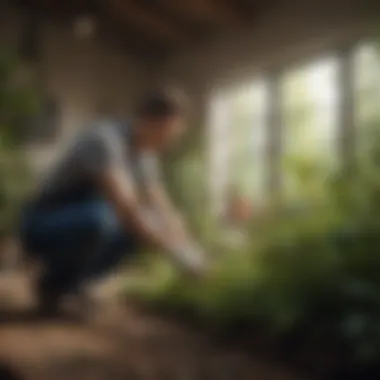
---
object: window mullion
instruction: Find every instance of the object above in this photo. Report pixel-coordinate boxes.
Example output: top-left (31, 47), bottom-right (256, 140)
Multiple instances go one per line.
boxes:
top-left (337, 46), bottom-right (356, 166)
top-left (266, 72), bottom-right (283, 203)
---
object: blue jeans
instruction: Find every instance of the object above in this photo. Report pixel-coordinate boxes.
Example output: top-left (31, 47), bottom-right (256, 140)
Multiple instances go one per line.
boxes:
top-left (20, 199), bottom-right (140, 295)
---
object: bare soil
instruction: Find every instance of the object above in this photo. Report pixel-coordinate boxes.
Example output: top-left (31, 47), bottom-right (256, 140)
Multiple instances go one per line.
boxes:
top-left (0, 271), bottom-right (315, 380)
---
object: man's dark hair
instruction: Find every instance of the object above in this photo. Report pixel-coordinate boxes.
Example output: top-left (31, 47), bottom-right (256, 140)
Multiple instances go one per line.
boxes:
top-left (136, 88), bottom-right (188, 119)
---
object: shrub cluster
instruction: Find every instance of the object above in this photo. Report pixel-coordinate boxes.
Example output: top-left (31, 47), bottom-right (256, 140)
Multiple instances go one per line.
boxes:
top-left (126, 125), bottom-right (380, 376)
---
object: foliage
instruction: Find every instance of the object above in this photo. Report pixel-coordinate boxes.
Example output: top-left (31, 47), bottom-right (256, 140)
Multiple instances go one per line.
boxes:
top-left (0, 47), bottom-right (39, 142)
top-left (126, 119), bottom-right (380, 372)
top-left (0, 46), bottom-right (38, 237)
top-left (123, 42), bottom-right (380, 374)
top-left (0, 136), bottom-right (32, 237)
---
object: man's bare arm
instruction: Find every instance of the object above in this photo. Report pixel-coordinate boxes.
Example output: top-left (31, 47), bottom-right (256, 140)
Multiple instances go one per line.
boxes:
top-left (97, 166), bottom-right (171, 250)
top-left (75, 126), bottom-right (205, 275)
top-left (145, 182), bottom-right (190, 241)
top-left (97, 166), bottom-right (206, 276)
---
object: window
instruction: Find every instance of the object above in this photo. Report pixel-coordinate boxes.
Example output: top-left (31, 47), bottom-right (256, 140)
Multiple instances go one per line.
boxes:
top-left (208, 91), bottom-right (231, 215)
top-left (354, 42), bottom-right (380, 154)
top-left (208, 78), bottom-right (269, 214)
top-left (208, 40), bottom-right (380, 212)
top-left (281, 56), bottom-right (340, 200)
top-left (228, 80), bottom-right (268, 203)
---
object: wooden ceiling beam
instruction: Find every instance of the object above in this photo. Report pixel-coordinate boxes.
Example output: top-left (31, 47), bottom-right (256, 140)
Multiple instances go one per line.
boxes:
top-left (23, 0), bottom-right (90, 21)
top-left (99, 20), bottom-right (169, 62)
top-left (223, 0), bottom-right (272, 21)
top-left (159, 0), bottom-right (248, 26)
top-left (136, 0), bottom-right (206, 37)
top-left (17, 0), bottom-right (175, 61)
top-left (107, 0), bottom-right (190, 46)
top-left (221, 0), bottom-right (259, 20)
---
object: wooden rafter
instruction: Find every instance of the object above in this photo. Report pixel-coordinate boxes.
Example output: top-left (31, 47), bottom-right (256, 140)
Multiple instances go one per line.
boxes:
top-left (226, 0), bottom-right (274, 20)
top-left (18, 0), bottom-right (174, 59)
top-left (14, 0), bottom-right (262, 61)
top-left (159, 0), bottom-right (248, 26)
top-left (136, 0), bottom-right (206, 36)
top-left (107, 0), bottom-right (190, 45)
top-left (99, 20), bottom-right (169, 61)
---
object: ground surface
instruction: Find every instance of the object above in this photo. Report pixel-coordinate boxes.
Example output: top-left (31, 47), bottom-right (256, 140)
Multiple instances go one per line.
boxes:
top-left (0, 270), bottom-right (313, 380)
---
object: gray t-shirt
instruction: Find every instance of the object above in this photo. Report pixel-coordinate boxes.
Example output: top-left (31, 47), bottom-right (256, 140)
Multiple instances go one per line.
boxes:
top-left (31, 120), bottom-right (160, 208)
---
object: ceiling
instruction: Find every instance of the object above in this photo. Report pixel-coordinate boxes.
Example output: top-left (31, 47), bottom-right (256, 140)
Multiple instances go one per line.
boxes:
top-left (16, 0), bottom-right (268, 61)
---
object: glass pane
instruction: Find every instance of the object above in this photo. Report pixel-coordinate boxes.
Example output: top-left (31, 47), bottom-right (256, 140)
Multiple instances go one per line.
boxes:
top-left (208, 93), bottom-right (231, 214)
top-left (354, 42), bottom-right (380, 154)
top-left (281, 56), bottom-right (339, 201)
top-left (227, 79), bottom-right (268, 203)
top-left (208, 78), bottom-right (269, 214)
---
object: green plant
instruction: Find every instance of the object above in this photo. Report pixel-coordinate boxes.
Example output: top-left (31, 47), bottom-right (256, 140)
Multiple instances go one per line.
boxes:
top-left (0, 46), bottom-right (38, 238)
top-left (125, 117), bottom-right (380, 372)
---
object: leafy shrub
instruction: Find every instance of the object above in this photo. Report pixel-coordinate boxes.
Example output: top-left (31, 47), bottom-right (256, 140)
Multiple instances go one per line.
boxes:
top-left (0, 46), bottom-right (37, 239)
top-left (125, 120), bottom-right (380, 371)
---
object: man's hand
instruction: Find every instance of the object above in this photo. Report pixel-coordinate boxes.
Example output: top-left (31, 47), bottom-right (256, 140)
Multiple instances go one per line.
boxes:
top-left (144, 182), bottom-right (191, 239)
top-left (143, 181), bottom-right (209, 278)
top-left (168, 243), bottom-right (210, 280)
top-left (168, 215), bottom-right (190, 242)
top-left (182, 258), bottom-right (211, 281)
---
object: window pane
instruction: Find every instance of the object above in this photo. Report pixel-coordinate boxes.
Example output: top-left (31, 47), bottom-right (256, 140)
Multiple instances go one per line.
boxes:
top-left (208, 92), bottom-right (231, 214)
top-left (208, 79), bottom-right (269, 214)
top-left (227, 79), bottom-right (268, 203)
top-left (354, 42), bottom-right (380, 153)
top-left (281, 56), bottom-right (339, 201)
